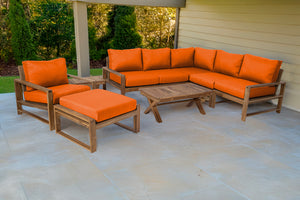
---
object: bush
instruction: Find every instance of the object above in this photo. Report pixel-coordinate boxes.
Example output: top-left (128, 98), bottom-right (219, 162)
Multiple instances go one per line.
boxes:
top-left (111, 6), bottom-right (142, 49)
top-left (30, 0), bottom-right (74, 60)
top-left (8, 0), bottom-right (36, 64)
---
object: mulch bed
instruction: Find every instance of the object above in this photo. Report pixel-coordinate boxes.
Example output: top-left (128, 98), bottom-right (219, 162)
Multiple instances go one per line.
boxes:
top-left (0, 59), bottom-right (106, 77)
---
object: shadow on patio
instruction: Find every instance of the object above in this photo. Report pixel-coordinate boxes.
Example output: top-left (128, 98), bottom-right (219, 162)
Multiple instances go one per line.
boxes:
top-left (0, 84), bottom-right (299, 199)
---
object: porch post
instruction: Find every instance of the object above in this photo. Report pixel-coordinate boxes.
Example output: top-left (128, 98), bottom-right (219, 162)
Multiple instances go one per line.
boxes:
top-left (174, 8), bottom-right (180, 49)
top-left (73, 1), bottom-right (90, 77)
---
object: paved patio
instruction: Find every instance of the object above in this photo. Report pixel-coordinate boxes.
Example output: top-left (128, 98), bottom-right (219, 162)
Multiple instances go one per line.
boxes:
top-left (0, 86), bottom-right (299, 200)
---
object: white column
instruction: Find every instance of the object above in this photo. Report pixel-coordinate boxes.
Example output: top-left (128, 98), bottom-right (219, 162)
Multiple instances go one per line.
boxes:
top-left (73, 1), bottom-right (90, 77)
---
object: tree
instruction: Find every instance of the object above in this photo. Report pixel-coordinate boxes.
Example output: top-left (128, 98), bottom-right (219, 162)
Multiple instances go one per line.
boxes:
top-left (30, 0), bottom-right (74, 59)
top-left (111, 5), bottom-right (142, 49)
top-left (0, 2), bottom-right (12, 62)
top-left (8, 0), bottom-right (36, 64)
top-left (135, 6), bottom-right (176, 49)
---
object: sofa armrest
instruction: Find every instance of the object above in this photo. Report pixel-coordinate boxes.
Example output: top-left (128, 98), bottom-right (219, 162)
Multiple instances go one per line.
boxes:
top-left (244, 81), bottom-right (286, 100)
top-left (14, 79), bottom-right (51, 93)
top-left (103, 67), bottom-right (126, 95)
top-left (103, 67), bottom-right (124, 77)
top-left (246, 81), bottom-right (286, 89)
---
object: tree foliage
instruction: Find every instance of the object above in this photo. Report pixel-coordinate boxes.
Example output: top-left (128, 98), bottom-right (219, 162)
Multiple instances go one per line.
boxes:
top-left (8, 0), bottom-right (36, 64)
top-left (0, 1), bottom-right (12, 62)
top-left (111, 6), bottom-right (142, 49)
top-left (135, 6), bottom-right (176, 49)
top-left (0, 1), bottom-right (176, 67)
top-left (30, 0), bottom-right (74, 60)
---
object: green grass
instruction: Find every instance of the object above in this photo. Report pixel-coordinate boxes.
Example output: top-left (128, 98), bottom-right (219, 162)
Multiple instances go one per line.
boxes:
top-left (0, 76), bottom-right (19, 93)
top-left (67, 68), bottom-right (102, 76)
top-left (0, 68), bottom-right (102, 94)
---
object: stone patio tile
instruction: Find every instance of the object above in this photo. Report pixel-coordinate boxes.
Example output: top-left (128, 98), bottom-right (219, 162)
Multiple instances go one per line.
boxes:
top-left (103, 158), bottom-right (248, 200)
top-left (195, 144), bottom-right (300, 200)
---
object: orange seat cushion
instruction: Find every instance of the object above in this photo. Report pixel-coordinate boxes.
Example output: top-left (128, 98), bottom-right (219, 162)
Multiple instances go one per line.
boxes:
top-left (59, 89), bottom-right (137, 122)
top-left (110, 71), bottom-right (160, 87)
top-left (108, 48), bottom-right (143, 72)
top-left (239, 54), bottom-right (282, 83)
top-left (215, 77), bottom-right (276, 99)
top-left (171, 47), bottom-right (194, 68)
top-left (190, 72), bottom-right (231, 89)
top-left (147, 69), bottom-right (189, 84)
top-left (172, 67), bottom-right (209, 77)
top-left (214, 50), bottom-right (244, 77)
top-left (142, 48), bottom-right (171, 70)
top-left (194, 47), bottom-right (217, 71)
top-left (22, 58), bottom-right (69, 91)
top-left (24, 84), bottom-right (90, 104)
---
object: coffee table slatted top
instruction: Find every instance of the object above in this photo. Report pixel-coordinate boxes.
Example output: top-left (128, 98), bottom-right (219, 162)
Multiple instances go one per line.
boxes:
top-left (139, 83), bottom-right (213, 102)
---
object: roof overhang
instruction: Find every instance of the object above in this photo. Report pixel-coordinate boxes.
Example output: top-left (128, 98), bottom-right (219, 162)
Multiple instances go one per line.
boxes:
top-left (69, 0), bottom-right (186, 8)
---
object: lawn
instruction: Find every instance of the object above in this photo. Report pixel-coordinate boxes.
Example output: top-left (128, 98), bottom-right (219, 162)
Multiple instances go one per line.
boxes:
top-left (0, 68), bottom-right (102, 93)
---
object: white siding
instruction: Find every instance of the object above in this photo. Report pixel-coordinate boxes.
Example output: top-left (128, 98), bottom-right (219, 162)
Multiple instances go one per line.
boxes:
top-left (178, 0), bottom-right (300, 111)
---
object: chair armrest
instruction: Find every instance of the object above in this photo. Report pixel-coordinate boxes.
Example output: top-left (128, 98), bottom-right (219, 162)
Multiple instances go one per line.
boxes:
top-left (14, 79), bottom-right (51, 93)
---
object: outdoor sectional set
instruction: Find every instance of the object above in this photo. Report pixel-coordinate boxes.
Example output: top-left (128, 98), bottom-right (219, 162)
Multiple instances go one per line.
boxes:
top-left (103, 47), bottom-right (286, 121)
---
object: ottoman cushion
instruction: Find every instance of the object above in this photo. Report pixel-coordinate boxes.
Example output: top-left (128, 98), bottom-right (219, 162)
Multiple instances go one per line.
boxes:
top-left (59, 89), bottom-right (137, 122)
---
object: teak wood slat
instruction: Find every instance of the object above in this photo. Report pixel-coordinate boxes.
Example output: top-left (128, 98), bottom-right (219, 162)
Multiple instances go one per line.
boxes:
top-left (54, 104), bottom-right (140, 153)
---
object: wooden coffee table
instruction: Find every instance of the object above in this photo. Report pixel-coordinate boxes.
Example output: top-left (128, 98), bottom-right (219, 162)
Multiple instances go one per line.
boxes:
top-left (140, 83), bottom-right (215, 123)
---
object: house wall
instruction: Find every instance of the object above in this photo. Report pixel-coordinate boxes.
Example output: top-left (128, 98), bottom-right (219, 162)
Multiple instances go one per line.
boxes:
top-left (178, 0), bottom-right (300, 111)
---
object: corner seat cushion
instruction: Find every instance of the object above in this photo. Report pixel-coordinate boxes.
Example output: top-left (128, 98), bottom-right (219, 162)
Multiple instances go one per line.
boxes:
top-left (171, 47), bottom-right (194, 68)
top-left (142, 48), bottom-right (171, 70)
top-left (214, 77), bottom-right (276, 99)
top-left (110, 71), bottom-right (160, 87)
top-left (59, 89), bottom-right (137, 122)
top-left (214, 50), bottom-right (244, 77)
top-left (147, 69), bottom-right (189, 84)
top-left (238, 54), bottom-right (282, 83)
top-left (108, 48), bottom-right (143, 72)
top-left (22, 58), bottom-right (69, 91)
top-left (190, 72), bottom-right (231, 89)
top-left (194, 47), bottom-right (217, 71)
top-left (24, 84), bottom-right (90, 104)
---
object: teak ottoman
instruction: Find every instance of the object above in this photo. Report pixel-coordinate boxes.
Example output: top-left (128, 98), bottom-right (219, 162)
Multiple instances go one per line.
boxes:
top-left (54, 89), bottom-right (140, 153)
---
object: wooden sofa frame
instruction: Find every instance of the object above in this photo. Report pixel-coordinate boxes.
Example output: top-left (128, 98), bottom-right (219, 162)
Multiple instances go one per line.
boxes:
top-left (103, 67), bottom-right (286, 121)
top-left (14, 66), bottom-right (94, 130)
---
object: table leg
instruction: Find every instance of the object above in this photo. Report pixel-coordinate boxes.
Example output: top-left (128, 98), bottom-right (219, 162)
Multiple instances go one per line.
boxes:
top-left (209, 92), bottom-right (216, 108)
top-left (194, 98), bottom-right (206, 115)
top-left (186, 100), bottom-right (194, 107)
top-left (145, 98), bottom-right (162, 123)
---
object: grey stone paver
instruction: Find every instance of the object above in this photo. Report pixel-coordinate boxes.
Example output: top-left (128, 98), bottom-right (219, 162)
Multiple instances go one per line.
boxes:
top-left (0, 88), bottom-right (299, 200)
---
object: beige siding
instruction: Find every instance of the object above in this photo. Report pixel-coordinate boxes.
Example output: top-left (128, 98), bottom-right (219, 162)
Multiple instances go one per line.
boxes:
top-left (178, 0), bottom-right (300, 111)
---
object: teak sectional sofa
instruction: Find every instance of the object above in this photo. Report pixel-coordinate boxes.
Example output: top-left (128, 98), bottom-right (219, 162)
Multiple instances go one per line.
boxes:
top-left (103, 47), bottom-right (286, 121)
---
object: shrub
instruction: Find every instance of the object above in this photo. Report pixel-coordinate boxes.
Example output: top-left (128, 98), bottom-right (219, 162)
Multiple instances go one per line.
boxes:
top-left (111, 6), bottom-right (142, 49)
top-left (8, 0), bottom-right (36, 64)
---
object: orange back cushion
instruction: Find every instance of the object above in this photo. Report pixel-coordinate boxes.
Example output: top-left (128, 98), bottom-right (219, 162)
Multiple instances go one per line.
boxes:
top-left (142, 48), bottom-right (171, 70)
top-left (194, 47), bottom-right (217, 71)
top-left (22, 58), bottom-right (69, 91)
top-left (239, 54), bottom-right (282, 83)
top-left (171, 47), bottom-right (194, 68)
top-left (108, 48), bottom-right (143, 72)
top-left (214, 50), bottom-right (244, 77)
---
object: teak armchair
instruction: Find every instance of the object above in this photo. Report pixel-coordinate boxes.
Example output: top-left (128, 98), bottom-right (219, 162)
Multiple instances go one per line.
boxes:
top-left (14, 58), bottom-right (91, 130)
